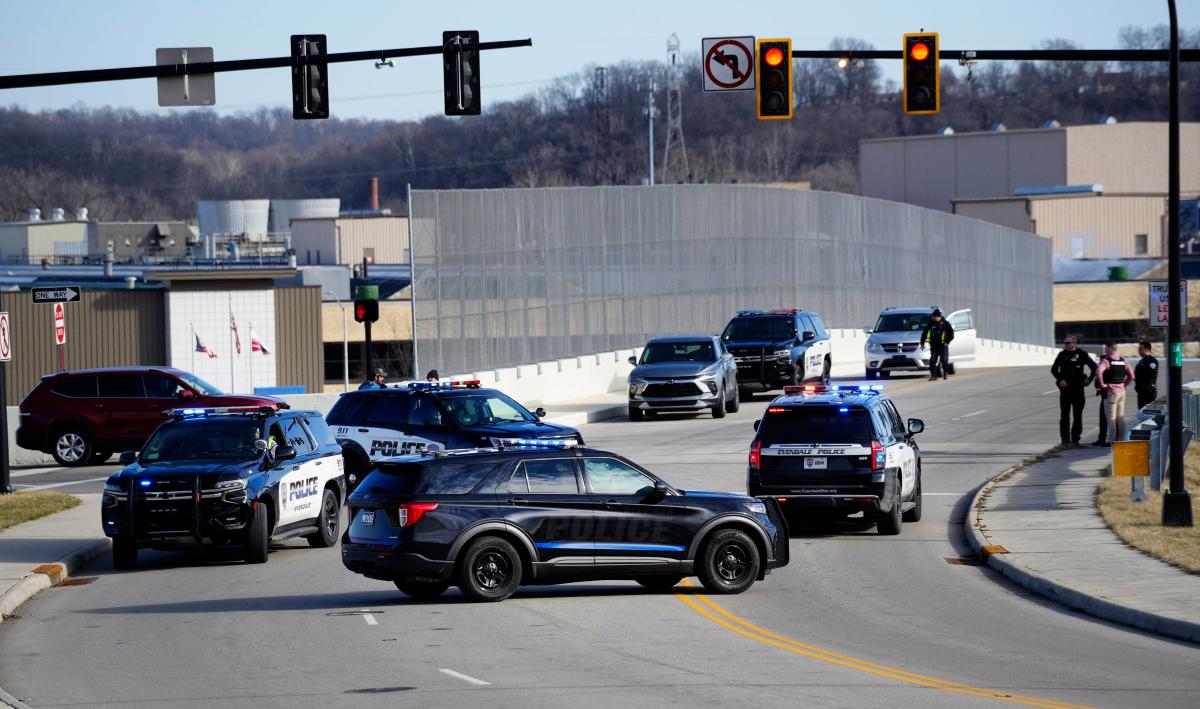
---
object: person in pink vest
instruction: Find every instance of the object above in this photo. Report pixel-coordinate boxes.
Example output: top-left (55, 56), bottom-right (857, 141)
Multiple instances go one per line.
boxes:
top-left (1095, 342), bottom-right (1137, 446)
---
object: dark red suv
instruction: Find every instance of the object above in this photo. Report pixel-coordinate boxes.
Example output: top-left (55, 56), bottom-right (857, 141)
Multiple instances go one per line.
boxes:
top-left (17, 367), bottom-right (286, 466)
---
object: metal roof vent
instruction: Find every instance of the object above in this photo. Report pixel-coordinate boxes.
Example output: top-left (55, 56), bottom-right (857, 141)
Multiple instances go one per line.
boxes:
top-left (26, 208), bottom-right (41, 222)
top-left (938, 126), bottom-right (955, 135)
top-left (1099, 115), bottom-right (1118, 125)
top-left (990, 123), bottom-right (1007, 132)
top-left (49, 208), bottom-right (66, 221)
top-left (1042, 119), bottom-right (1061, 128)
top-left (74, 207), bottom-right (89, 221)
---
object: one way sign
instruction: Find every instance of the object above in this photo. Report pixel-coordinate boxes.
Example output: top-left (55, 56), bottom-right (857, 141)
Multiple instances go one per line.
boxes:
top-left (31, 286), bottom-right (80, 304)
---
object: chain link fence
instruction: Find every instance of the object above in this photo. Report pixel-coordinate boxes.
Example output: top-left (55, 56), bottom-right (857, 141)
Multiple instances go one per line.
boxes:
top-left (410, 185), bottom-right (1052, 375)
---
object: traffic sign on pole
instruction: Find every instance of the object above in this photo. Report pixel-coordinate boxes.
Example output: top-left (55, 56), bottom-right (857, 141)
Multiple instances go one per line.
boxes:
top-left (1149, 280), bottom-right (1188, 327)
top-left (54, 302), bottom-right (66, 346)
top-left (702, 37), bottom-right (756, 92)
top-left (31, 286), bottom-right (80, 303)
top-left (0, 312), bottom-right (10, 362)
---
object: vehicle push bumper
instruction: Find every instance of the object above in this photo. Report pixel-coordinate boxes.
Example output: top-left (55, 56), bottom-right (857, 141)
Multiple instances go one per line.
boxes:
top-left (101, 478), bottom-right (255, 547)
top-left (733, 352), bottom-right (794, 389)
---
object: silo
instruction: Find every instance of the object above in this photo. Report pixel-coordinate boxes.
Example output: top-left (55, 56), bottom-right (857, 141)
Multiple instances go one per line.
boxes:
top-left (197, 200), bottom-right (270, 241)
top-left (269, 199), bottom-right (340, 237)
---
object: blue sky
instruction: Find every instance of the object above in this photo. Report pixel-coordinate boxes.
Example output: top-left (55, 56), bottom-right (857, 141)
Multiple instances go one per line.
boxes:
top-left (0, 0), bottom-right (1192, 121)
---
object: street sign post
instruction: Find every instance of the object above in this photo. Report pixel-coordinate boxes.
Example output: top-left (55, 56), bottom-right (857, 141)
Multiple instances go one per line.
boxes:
top-left (31, 286), bottom-right (80, 304)
top-left (702, 37), bottom-right (756, 92)
top-left (53, 302), bottom-right (66, 346)
top-left (0, 312), bottom-right (10, 493)
top-left (1149, 280), bottom-right (1188, 327)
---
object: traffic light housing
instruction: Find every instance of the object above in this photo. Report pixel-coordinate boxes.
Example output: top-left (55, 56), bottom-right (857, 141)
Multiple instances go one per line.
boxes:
top-left (756, 38), bottom-right (792, 120)
top-left (291, 34), bottom-right (329, 119)
top-left (353, 299), bottom-right (379, 324)
top-left (903, 32), bottom-right (939, 115)
top-left (443, 30), bottom-right (481, 116)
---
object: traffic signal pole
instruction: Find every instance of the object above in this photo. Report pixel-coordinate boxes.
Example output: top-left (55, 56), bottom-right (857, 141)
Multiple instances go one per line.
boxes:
top-left (787, 48), bottom-right (1200, 62)
top-left (1163, 0), bottom-right (1192, 527)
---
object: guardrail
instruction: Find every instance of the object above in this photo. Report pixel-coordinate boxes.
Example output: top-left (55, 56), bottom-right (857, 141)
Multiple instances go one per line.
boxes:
top-left (1129, 381), bottom-right (1200, 493)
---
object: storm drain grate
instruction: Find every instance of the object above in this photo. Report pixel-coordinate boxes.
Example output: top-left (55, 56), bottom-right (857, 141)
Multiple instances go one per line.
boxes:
top-left (945, 557), bottom-right (983, 566)
top-left (57, 577), bottom-right (98, 586)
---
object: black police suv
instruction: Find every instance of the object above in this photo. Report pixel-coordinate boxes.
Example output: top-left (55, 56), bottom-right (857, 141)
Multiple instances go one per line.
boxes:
top-left (747, 385), bottom-right (925, 535)
top-left (328, 380), bottom-right (582, 492)
top-left (721, 309), bottom-right (833, 398)
top-left (341, 443), bottom-right (789, 601)
top-left (101, 406), bottom-right (346, 568)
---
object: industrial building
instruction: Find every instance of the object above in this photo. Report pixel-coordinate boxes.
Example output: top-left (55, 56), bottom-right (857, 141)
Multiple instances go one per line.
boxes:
top-left (0, 209), bottom-right (88, 263)
top-left (290, 214), bottom-right (409, 266)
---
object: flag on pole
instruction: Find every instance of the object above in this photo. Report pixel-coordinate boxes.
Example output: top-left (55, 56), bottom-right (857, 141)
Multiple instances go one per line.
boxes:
top-left (250, 331), bottom-right (271, 355)
top-left (230, 313), bottom-right (242, 354)
top-left (195, 333), bottom-right (217, 359)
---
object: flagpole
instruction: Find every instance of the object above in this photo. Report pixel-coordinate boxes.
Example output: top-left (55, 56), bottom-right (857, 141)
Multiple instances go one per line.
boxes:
top-left (190, 322), bottom-right (195, 373)
top-left (248, 322), bottom-right (254, 394)
top-left (228, 293), bottom-right (235, 392)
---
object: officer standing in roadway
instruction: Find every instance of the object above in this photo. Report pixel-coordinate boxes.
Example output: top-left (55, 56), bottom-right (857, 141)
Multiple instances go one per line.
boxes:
top-left (920, 309), bottom-right (955, 381)
top-left (1095, 343), bottom-right (1137, 446)
top-left (1134, 340), bottom-right (1159, 410)
top-left (1051, 335), bottom-right (1096, 447)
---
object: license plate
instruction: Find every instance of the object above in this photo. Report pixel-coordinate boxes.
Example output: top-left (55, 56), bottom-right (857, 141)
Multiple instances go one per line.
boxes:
top-left (804, 457), bottom-right (827, 470)
top-left (360, 510), bottom-right (375, 527)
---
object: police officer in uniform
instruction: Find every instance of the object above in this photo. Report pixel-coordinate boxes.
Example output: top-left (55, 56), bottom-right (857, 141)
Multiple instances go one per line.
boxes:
top-left (920, 309), bottom-right (955, 381)
top-left (1051, 335), bottom-right (1096, 447)
top-left (1134, 341), bottom-right (1159, 410)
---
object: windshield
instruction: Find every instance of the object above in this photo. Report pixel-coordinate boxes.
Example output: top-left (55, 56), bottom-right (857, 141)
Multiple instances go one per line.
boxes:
top-left (721, 317), bottom-right (795, 342)
top-left (140, 419), bottom-right (262, 464)
top-left (439, 392), bottom-right (535, 426)
top-left (640, 341), bottom-right (716, 364)
top-left (757, 407), bottom-right (873, 446)
top-left (873, 313), bottom-right (931, 333)
top-left (177, 371), bottom-right (224, 396)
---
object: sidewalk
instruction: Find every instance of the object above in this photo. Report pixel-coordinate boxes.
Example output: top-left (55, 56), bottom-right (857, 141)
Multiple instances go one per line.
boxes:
top-left (967, 447), bottom-right (1200, 644)
top-left (0, 494), bottom-right (109, 619)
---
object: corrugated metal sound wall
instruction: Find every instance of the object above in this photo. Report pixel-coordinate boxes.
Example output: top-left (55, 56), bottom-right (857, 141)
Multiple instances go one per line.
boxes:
top-left (410, 185), bottom-right (1054, 375)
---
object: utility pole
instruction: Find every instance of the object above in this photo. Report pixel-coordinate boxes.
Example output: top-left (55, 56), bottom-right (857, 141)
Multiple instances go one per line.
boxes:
top-left (645, 81), bottom-right (656, 186)
top-left (591, 66), bottom-right (614, 184)
top-left (662, 34), bottom-right (689, 183)
top-left (1163, 0), bottom-right (1193, 527)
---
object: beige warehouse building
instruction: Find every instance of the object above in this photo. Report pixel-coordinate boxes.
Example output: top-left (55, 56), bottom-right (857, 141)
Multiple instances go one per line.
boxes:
top-left (290, 215), bottom-right (409, 266)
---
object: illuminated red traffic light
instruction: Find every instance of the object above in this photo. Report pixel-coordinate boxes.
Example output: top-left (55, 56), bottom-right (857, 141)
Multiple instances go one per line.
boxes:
top-left (764, 46), bottom-right (785, 67)
top-left (353, 299), bottom-right (379, 323)
top-left (909, 42), bottom-right (929, 62)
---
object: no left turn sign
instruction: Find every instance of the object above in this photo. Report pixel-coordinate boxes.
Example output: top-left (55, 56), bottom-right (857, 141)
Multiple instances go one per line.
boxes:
top-left (0, 312), bottom-right (10, 362)
top-left (702, 36), bottom-right (756, 92)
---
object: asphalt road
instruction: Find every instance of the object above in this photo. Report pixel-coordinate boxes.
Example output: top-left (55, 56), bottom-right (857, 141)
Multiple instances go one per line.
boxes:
top-left (3, 366), bottom-right (1199, 709)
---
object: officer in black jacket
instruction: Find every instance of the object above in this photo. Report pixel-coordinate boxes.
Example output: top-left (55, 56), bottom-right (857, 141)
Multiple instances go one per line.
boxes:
top-left (1050, 335), bottom-right (1097, 447)
top-left (1134, 340), bottom-right (1159, 409)
top-left (920, 309), bottom-right (955, 381)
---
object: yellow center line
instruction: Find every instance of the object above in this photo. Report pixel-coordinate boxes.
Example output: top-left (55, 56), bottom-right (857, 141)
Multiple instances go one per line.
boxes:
top-left (675, 580), bottom-right (1095, 709)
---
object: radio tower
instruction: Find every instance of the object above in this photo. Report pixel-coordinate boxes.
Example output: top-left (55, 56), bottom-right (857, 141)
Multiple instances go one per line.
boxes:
top-left (661, 33), bottom-right (689, 183)
top-left (591, 66), bottom-right (615, 184)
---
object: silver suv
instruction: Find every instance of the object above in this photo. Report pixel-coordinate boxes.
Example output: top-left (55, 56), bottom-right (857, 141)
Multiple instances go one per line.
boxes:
top-left (863, 307), bottom-right (976, 379)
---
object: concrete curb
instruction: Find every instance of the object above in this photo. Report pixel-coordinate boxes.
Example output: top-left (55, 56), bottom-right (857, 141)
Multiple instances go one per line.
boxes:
top-left (964, 464), bottom-right (1200, 645)
top-left (544, 403), bottom-right (629, 429)
top-left (0, 538), bottom-right (111, 709)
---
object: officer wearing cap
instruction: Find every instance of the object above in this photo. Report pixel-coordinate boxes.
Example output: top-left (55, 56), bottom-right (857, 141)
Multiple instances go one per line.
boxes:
top-left (1051, 335), bottom-right (1097, 447)
top-left (358, 368), bottom-right (388, 390)
top-left (920, 309), bottom-right (955, 381)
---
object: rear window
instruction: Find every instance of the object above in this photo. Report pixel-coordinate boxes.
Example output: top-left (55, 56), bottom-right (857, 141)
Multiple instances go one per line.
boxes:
top-left (366, 461), bottom-right (500, 495)
top-left (303, 416), bottom-right (338, 447)
top-left (327, 394), bottom-right (372, 426)
top-left (721, 317), bottom-right (796, 342)
top-left (51, 376), bottom-right (97, 398)
top-left (757, 406), bottom-right (874, 446)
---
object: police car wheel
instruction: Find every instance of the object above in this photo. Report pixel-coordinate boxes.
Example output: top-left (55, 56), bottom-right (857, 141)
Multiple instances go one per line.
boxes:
top-left (727, 386), bottom-right (740, 413)
top-left (903, 473), bottom-right (923, 523)
top-left (457, 536), bottom-right (523, 602)
top-left (306, 488), bottom-right (340, 548)
top-left (112, 536), bottom-right (137, 570)
top-left (395, 579), bottom-right (451, 599)
top-left (876, 486), bottom-right (903, 535)
top-left (696, 528), bottom-right (760, 594)
top-left (244, 502), bottom-right (269, 564)
top-left (711, 387), bottom-right (727, 418)
top-left (636, 575), bottom-right (684, 591)
top-left (628, 406), bottom-right (645, 422)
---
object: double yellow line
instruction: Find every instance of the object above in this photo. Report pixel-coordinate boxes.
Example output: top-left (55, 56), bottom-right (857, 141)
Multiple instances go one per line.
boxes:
top-left (675, 581), bottom-right (1094, 709)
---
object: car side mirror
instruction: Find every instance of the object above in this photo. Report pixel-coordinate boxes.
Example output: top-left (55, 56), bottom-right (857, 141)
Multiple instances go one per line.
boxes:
top-left (273, 445), bottom-right (297, 462)
top-left (802, 331), bottom-right (816, 342)
top-left (753, 419), bottom-right (761, 431)
top-left (645, 480), bottom-right (671, 502)
top-left (907, 418), bottom-right (925, 436)
top-left (119, 451), bottom-right (137, 466)
top-left (534, 407), bottom-right (546, 418)
top-left (627, 355), bottom-right (637, 365)
top-left (862, 327), bottom-right (873, 334)
top-left (177, 388), bottom-right (196, 399)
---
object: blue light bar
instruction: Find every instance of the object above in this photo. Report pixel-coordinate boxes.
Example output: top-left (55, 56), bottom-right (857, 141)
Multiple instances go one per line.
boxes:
top-left (405, 379), bottom-right (482, 390)
top-left (491, 437), bottom-right (579, 449)
top-left (838, 407), bottom-right (850, 413)
top-left (140, 479), bottom-right (151, 487)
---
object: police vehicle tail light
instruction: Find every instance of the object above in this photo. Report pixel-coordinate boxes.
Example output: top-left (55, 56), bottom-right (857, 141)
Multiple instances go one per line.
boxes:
top-left (396, 502), bottom-right (439, 528)
top-left (749, 440), bottom-right (761, 470)
top-left (870, 440), bottom-right (886, 470)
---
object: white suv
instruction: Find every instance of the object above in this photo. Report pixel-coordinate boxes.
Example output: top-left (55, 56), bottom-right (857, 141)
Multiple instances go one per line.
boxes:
top-left (863, 307), bottom-right (976, 379)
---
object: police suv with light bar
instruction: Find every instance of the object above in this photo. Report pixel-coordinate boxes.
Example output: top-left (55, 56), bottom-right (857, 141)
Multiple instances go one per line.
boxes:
top-left (720, 309), bottom-right (833, 397)
top-left (100, 405), bottom-right (345, 568)
top-left (747, 385), bottom-right (925, 535)
top-left (342, 439), bottom-right (788, 602)
top-left (327, 380), bottom-right (582, 491)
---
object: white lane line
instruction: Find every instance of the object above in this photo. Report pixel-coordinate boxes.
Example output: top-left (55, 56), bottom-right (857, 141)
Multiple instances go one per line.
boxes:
top-left (16, 476), bottom-right (109, 491)
top-left (361, 609), bottom-right (378, 626)
top-left (10, 467), bottom-right (63, 478)
top-left (1041, 389), bottom-right (1058, 395)
top-left (950, 409), bottom-right (988, 422)
top-left (439, 668), bottom-right (491, 686)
